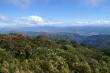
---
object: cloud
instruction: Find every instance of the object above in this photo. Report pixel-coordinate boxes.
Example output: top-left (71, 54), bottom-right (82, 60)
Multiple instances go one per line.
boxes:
top-left (22, 16), bottom-right (44, 24)
top-left (22, 16), bottom-right (64, 26)
top-left (0, 16), bottom-right (19, 27)
top-left (0, 16), bottom-right (14, 23)
top-left (0, 16), bottom-right (64, 27)
top-left (0, 0), bottom-right (108, 9)
top-left (1, 0), bottom-right (31, 8)
top-left (75, 21), bottom-right (89, 24)
top-left (0, 0), bottom-right (50, 9)
top-left (74, 20), bottom-right (110, 26)
top-left (1, 16), bottom-right (110, 27)
top-left (77, 0), bottom-right (108, 7)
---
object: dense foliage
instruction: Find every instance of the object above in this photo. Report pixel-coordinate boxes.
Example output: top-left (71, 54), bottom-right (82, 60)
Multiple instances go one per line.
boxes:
top-left (0, 34), bottom-right (110, 73)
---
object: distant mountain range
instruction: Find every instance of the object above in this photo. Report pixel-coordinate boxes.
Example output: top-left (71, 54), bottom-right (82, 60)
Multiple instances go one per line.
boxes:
top-left (1, 26), bottom-right (110, 35)
top-left (27, 32), bottom-right (110, 49)
top-left (1, 26), bottom-right (110, 49)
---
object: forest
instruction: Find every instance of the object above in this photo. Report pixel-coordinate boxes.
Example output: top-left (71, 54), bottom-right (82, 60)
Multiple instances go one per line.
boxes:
top-left (0, 34), bottom-right (110, 73)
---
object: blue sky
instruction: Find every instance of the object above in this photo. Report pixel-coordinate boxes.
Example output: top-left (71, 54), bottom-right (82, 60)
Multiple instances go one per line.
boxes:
top-left (0, 0), bottom-right (110, 27)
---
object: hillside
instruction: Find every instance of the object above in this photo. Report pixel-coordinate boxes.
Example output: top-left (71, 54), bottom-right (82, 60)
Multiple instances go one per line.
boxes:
top-left (0, 34), bottom-right (110, 73)
top-left (1, 26), bottom-right (110, 49)
top-left (29, 32), bottom-right (110, 49)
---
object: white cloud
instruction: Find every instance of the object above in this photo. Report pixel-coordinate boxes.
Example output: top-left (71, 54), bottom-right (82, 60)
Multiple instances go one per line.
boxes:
top-left (21, 16), bottom-right (64, 26)
top-left (77, 0), bottom-right (108, 7)
top-left (0, 16), bottom-right (19, 27)
top-left (1, 16), bottom-right (110, 27)
top-left (1, 0), bottom-right (31, 8)
top-left (0, 0), bottom-right (50, 9)
top-left (0, 0), bottom-right (108, 8)
top-left (75, 21), bottom-right (89, 24)
top-left (0, 16), bottom-right (11, 23)
top-left (74, 20), bottom-right (110, 26)
top-left (0, 16), bottom-right (64, 27)
top-left (22, 16), bottom-right (44, 24)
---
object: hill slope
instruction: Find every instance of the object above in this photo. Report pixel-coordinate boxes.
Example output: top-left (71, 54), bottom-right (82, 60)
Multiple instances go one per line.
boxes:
top-left (28, 32), bottom-right (110, 49)
top-left (0, 34), bottom-right (110, 73)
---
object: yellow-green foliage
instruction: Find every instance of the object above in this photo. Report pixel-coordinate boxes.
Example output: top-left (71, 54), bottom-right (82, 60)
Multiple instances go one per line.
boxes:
top-left (0, 34), bottom-right (110, 73)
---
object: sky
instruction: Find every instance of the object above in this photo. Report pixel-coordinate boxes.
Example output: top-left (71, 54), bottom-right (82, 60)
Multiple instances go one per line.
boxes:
top-left (0, 0), bottom-right (110, 27)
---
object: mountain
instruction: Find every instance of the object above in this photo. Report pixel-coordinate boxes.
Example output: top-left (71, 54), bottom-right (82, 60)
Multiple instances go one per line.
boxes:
top-left (81, 34), bottom-right (110, 49)
top-left (1, 26), bottom-right (110, 49)
top-left (1, 26), bottom-right (110, 35)
top-left (26, 32), bottom-right (110, 49)
top-left (0, 34), bottom-right (110, 73)
top-left (46, 33), bottom-right (110, 49)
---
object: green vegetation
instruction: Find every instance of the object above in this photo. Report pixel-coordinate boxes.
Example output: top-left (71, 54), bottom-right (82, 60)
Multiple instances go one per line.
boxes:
top-left (0, 34), bottom-right (110, 73)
